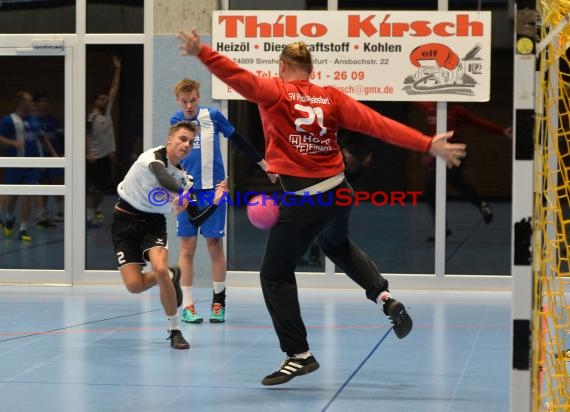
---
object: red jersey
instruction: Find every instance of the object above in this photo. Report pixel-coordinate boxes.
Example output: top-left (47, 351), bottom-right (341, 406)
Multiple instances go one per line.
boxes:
top-left (198, 45), bottom-right (432, 178)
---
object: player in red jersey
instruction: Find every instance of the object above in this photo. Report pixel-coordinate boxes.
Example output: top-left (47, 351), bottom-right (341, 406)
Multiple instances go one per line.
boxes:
top-left (177, 29), bottom-right (467, 385)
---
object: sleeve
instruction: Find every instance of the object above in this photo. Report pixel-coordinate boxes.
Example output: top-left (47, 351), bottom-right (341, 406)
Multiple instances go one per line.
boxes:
top-left (197, 45), bottom-right (282, 107)
top-left (333, 89), bottom-right (432, 153)
top-left (0, 117), bottom-right (16, 150)
top-left (148, 161), bottom-right (180, 192)
top-left (211, 109), bottom-right (236, 137)
top-left (185, 192), bottom-right (218, 227)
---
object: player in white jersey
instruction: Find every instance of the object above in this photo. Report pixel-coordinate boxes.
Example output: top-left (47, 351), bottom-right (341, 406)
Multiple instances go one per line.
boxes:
top-left (111, 121), bottom-right (228, 349)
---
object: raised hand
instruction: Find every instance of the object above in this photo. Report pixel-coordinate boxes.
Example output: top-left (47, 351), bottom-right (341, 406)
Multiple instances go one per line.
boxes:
top-left (177, 29), bottom-right (201, 56)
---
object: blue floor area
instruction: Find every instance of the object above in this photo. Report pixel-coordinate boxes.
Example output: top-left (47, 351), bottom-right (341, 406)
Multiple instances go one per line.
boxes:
top-left (0, 286), bottom-right (511, 412)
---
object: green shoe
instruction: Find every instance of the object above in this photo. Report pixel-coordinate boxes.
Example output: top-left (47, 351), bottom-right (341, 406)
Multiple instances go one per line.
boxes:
top-left (210, 303), bottom-right (225, 323)
top-left (181, 304), bottom-right (203, 324)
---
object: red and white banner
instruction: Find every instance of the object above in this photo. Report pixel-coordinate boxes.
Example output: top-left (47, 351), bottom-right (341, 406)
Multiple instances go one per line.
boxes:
top-left (211, 10), bottom-right (491, 102)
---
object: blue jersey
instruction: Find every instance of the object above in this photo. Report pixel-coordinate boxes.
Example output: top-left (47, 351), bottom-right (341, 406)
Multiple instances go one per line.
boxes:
top-left (38, 114), bottom-right (64, 156)
top-left (0, 113), bottom-right (43, 157)
top-left (170, 107), bottom-right (235, 190)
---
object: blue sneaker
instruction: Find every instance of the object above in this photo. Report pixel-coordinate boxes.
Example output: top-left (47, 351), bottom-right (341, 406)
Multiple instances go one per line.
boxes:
top-left (181, 304), bottom-right (203, 323)
top-left (209, 303), bottom-right (225, 323)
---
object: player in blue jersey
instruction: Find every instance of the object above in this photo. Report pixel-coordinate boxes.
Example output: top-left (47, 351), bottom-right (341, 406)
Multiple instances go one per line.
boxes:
top-left (34, 92), bottom-right (65, 226)
top-left (171, 78), bottom-right (274, 324)
top-left (0, 91), bottom-right (57, 241)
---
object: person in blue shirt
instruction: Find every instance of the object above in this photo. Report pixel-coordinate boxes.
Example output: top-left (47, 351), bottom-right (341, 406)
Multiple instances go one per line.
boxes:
top-left (34, 92), bottom-right (65, 226)
top-left (171, 78), bottom-right (273, 324)
top-left (0, 91), bottom-right (57, 241)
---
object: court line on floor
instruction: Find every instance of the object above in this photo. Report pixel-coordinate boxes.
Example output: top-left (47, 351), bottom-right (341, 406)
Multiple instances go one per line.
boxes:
top-left (321, 327), bottom-right (393, 412)
top-left (0, 308), bottom-right (161, 343)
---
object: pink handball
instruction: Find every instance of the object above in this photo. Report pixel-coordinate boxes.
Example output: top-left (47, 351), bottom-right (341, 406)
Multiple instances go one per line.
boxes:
top-left (247, 194), bottom-right (279, 229)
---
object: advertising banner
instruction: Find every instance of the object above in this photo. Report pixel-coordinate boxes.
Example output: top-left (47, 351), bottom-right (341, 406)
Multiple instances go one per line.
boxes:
top-left (211, 10), bottom-right (492, 101)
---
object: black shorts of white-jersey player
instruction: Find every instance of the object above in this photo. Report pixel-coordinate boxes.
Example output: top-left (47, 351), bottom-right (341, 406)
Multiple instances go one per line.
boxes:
top-left (110, 121), bottom-right (228, 349)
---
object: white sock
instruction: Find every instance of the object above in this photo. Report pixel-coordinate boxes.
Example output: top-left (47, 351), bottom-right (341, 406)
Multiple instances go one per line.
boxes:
top-left (19, 223), bottom-right (27, 231)
top-left (182, 286), bottom-right (193, 307)
top-left (168, 268), bottom-right (174, 280)
top-left (293, 351), bottom-right (311, 359)
top-left (87, 208), bottom-right (95, 220)
top-left (167, 313), bottom-right (179, 330)
top-left (213, 281), bottom-right (226, 294)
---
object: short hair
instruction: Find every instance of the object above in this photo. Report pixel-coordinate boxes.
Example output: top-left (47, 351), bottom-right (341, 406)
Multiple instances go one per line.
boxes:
top-left (280, 41), bottom-right (313, 73)
top-left (169, 120), bottom-right (198, 136)
top-left (173, 79), bottom-right (201, 97)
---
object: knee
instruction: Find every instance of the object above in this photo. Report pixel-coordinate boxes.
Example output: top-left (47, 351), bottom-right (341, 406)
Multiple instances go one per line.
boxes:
top-left (207, 238), bottom-right (223, 253)
top-left (155, 267), bottom-right (170, 283)
top-left (124, 280), bottom-right (143, 294)
top-left (179, 247), bottom-right (195, 260)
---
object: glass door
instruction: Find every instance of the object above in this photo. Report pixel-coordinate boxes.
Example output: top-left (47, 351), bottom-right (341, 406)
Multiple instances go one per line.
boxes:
top-left (0, 46), bottom-right (71, 284)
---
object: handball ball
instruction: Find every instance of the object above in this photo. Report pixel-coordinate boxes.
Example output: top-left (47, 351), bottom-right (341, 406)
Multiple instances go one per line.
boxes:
top-left (247, 195), bottom-right (279, 229)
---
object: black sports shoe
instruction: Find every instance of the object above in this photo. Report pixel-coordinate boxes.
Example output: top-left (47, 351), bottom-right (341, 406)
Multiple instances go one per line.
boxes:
top-left (383, 297), bottom-right (413, 339)
top-left (167, 329), bottom-right (190, 349)
top-left (169, 266), bottom-right (183, 307)
top-left (261, 355), bottom-right (320, 386)
top-left (479, 202), bottom-right (493, 224)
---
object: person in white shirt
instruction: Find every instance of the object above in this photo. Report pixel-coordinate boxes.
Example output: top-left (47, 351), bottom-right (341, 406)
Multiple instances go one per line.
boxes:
top-left (111, 121), bottom-right (227, 349)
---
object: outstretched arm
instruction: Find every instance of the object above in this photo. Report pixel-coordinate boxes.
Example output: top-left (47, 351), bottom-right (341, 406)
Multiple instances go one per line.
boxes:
top-left (107, 56), bottom-right (121, 106)
top-left (177, 29), bottom-right (280, 106)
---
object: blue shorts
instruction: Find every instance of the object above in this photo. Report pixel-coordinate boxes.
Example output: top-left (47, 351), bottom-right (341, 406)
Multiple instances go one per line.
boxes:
top-left (176, 190), bottom-right (226, 238)
top-left (5, 168), bottom-right (41, 184)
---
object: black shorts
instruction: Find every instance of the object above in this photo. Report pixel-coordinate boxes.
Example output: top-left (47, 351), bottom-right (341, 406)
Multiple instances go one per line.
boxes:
top-left (111, 204), bottom-right (167, 268)
top-left (87, 155), bottom-right (113, 192)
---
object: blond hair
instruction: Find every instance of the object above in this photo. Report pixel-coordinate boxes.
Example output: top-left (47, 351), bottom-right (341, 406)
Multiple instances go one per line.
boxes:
top-left (279, 41), bottom-right (313, 73)
top-left (173, 78), bottom-right (201, 97)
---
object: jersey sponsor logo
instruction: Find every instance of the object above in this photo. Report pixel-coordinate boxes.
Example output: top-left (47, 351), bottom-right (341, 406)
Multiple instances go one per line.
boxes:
top-left (192, 134), bottom-right (201, 149)
top-left (288, 133), bottom-right (332, 154)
